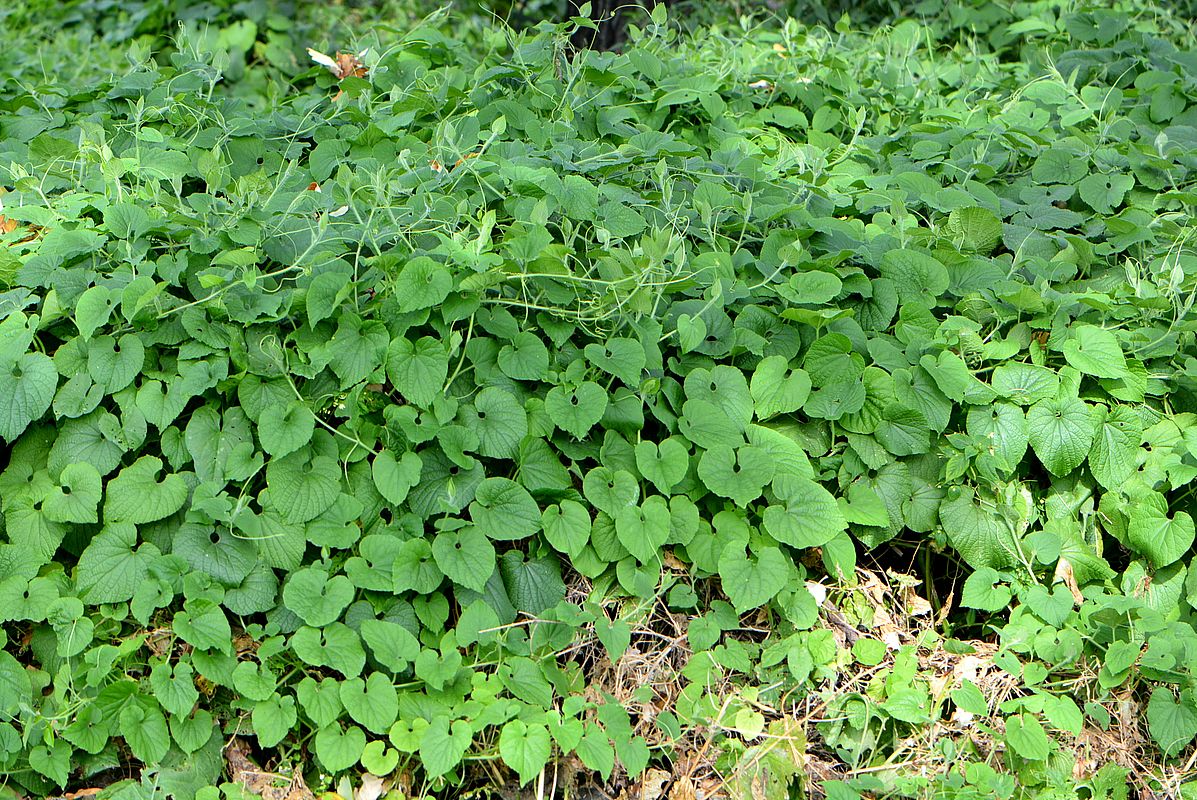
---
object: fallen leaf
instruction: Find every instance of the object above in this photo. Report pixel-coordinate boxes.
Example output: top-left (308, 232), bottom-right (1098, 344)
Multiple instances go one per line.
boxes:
top-left (903, 585), bottom-right (933, 617)
top-left (638, 769), bottom-right (671, 800)
top-left (668, 776), bottom-right (697, 800)
top-left (355, 775), bottom-right (386, 800)
top-left (1054, 557), bottom-right (1084, 605)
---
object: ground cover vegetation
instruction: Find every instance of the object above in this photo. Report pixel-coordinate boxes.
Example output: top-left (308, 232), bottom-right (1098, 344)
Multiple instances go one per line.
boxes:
top-left (3, 0), bottom-right (1197, 797)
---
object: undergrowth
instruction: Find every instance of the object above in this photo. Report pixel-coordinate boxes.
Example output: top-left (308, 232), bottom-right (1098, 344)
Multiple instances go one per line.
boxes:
top-left (3, 2), bottom-right (1197, 799)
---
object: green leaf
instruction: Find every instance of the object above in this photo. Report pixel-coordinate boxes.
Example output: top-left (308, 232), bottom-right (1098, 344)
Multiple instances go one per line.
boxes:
top-left (542, 499), bottom-right (591, 558)
top-left (361, 740), bottom-right (400, 776)
top-left (121, 704), bottom-right (170, 764)
top-left (615, 496), bottom-right (671, 564)
top-left (750, 356), bottom-right (811, 420)
top-left (991, 363), bottom-right (1059, 406)
top-left (585, 338), bottom-right (645, 386)
top-left (698, 444), bottom-right (775, 507)
top-left (420, 717), bottom-right (472, 778)
top-left (76, 523), bottom-right (160, 603)
top-left (43, 461), bottom-right (102, 523)
top-left (878, 249), bottom-right (949, 304)
top-left (1032, 149), bottom-right (1088, 184)
top-left (1027, 396), bottom-right (1096, 477)
top-left (499, 720), bottom-right (552, 787)
top-left (104, 455), bottom-right (188, 524)
top-left (463, 386), bottom-right (527, 459)
top-left (1088, 405), bottom-right (1141, 489)
top-left (290, 623), bottom-right (365, 677)
top-left (252, 694), bottom-right (297, 748)
top-left (961, 567), bottom-right (1013, 612)
top-left (283, 567), bottom-right (354, 627)
top-left (498, 332), bottom-right (550, 381)
top-left (938, 487), bottom-right (1021, 570)
top-left (372, 450), bottom-right (422, 506)
top-left (306, 271), bottom-right (352, 328)
top-left (1148, 687), bottom-right (1197, 757)
top-left (500, 551), bottom-right (565, 614)
top-left (257, 400), bottom-right (315, 457)
top-left (762, 478), bottom-right (847, 549)
top-left (1061, 325), bottom-right (1127, 379)
top-left (634, 438), bottom-right (689, 494)
top-left (1127, 491), bottom-right (1195, 569)
top-left (386, 336), bottom-right (448, 408)
top-left (315, 724), bottom-right (367, 773)
top-left (965, 403), bottom-right (1028, 473)
top-left (75, 285), bottom-right (114, 340)
top-left (360, 618), bottom-right (420, 673)
top-left (150, 661), bottom-right (199, 717)
top-left (1005, 713), bottom-right (1051, 761)
top-left (87, 333), bottom-right (144, 393)
top-left (583, 467), bottom-right (639, 517)
top-left (432, 526), bottom-right (495, 591)
top-left (392, 539), bottom-right (444, 594)
top-left (174, 598), bottom-right (232, 654)
top-left (470, 477), bottom-right (540, 541)
top-left (575, 725), bottom-right (615, 780)
top-left (1078, 173), bottom-right (1134, 215)
top-left (718, 545), bottom-right (789, 612)
top-left (394, 256), bottom-right (452, 312)
top-left (0, 350), bottom-right (56, 441)
top-left (946, 206), bottom-right (1002, 254)
top-left (546, 382), bottom-right (608, 439)
top-left (265, 449), bottom-right (341, 524)
top-left (340, 673), bottom-right (399, 734)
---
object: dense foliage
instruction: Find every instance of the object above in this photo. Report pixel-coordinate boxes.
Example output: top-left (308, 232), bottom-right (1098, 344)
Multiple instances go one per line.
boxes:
top-left (4, 1), bottom-right (1197, 798)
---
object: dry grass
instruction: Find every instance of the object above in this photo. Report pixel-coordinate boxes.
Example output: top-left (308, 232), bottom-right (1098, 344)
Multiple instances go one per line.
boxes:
top-left (543, 563), bottom-right (1195, 800)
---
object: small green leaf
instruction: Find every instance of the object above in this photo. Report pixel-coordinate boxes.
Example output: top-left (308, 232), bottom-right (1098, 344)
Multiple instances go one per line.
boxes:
top-left (43, 462), bottom-right (102, 523)
top-left (614, 496), bottom-right (671, 564)
top-left (340, 673), bottom-right (399, 734)
top-left (584, 338), bottom-right (645, 386)
top-left (372, 450), bottom-right (423, 506)
top-left (315, 723), bottom-right (367, 773)
top-left (252, 694), bottom-right (297, 748)
top-left (470, 477), bottom-right (540, 541)
top-left (1027, 395), bottom-right (1096, 477)
top-left (0, 350), bottom-right (56, 442)
top-left (283, 567), bottom-right (354, 627)
top-left (1127, 491), bottom-right (1195, 569)
top-left (1061, 325), bottom-right (1127, 379)
top-left (1078, 172), bottom-right (1134, 215)
top-left (1005, 713), bottom-right (1051, 760)
top-left (542, 500), bottom-right (591, 558)
top-left (386, 336), bottom-right (448, 408)
top-left (121, 703), bottom-right (170, 764)
top-left (961, 567), bottom-right (1013, 612)
top-left (750, 356), bottom-right (811, 420)
top-left (1148, 687), bottom-right (1197, 757)
top-left (394, 256), bottom-right (452, 312)
top-left (103, 455), bottom-right (188, 524)
top-left (546, 382), bottom-right (608, 439)
top-left (432, 526), bottom-right (495, 591)
top-left (499, 720), bottom-right (552, 787)
top-left (718, 545), bottom-right (789, 612)
top-left (420, 717), bottom-right (472, 778)
top-left (946, 206), bottom-right (1002, 254)
top-left (257, 400), bottom-right (315, 457)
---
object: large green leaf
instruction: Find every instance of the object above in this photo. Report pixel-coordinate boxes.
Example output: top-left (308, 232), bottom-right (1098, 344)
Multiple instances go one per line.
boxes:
top-left (1026, 396), bottom-right (1096, 477)
top-left (1127, 491), bottom-right (1195, 568)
